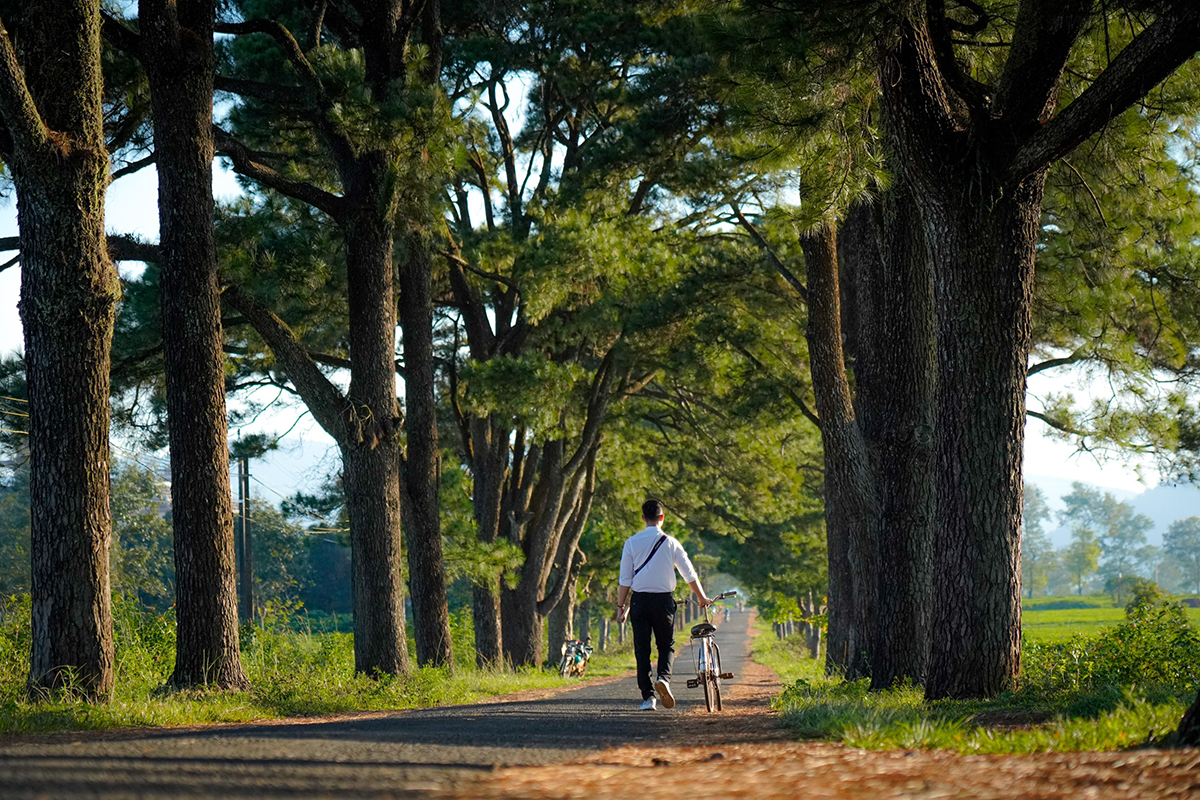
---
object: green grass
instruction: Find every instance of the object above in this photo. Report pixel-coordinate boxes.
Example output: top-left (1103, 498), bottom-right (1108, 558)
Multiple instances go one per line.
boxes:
top-left (0, 595), bottom-right (635, 736)
top-left (751, 602), bottom-right (1199, 754)
top-left (1022, 596), bottom-right (1200, 642)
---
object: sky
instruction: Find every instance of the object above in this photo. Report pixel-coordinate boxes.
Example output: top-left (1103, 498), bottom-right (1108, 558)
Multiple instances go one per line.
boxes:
top-left (0, 160), bottom-right (1164, 497)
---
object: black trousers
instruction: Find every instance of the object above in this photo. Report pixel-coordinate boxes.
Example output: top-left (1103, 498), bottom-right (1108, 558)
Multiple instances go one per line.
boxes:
top-left (630, 591), bottom-right (677, 699)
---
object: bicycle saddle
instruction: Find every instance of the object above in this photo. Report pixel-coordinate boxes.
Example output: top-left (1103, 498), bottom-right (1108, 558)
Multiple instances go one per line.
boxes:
top-left (690, 622), bottom-right (717, 637)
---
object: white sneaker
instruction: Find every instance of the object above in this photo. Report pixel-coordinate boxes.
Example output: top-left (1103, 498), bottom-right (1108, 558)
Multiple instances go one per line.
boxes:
top-left (655, 678), bottom-right (675, 709)
top-left (639, 696), bottom-right (657, 711)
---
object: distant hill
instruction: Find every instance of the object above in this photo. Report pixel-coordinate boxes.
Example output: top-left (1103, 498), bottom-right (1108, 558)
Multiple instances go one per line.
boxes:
top-left (1026, 474), bottom-right (1200, 548)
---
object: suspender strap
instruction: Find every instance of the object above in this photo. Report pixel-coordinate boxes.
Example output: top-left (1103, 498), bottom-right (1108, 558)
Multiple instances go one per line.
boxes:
top-left (633, 535), bottom-right (668, 577)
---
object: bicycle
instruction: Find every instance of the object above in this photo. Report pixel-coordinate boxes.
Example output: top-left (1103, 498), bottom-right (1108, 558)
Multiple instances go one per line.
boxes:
top-left (685, 590), bottom-right (737, 712)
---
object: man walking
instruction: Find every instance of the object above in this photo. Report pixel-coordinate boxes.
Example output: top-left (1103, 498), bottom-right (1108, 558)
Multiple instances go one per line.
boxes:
top-left (614, 498), bottom-right (711, 710)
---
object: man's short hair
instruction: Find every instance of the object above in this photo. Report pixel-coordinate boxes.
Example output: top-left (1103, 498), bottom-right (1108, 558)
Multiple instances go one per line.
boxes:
top-left (642, 498), bottom-right (664, 521)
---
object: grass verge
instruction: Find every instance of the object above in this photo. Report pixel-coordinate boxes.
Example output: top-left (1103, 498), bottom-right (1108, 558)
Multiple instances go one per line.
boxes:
top-left (0, 596), bottom-right (634, 736)
top-left (750, 608), bottom-right (1196, 753)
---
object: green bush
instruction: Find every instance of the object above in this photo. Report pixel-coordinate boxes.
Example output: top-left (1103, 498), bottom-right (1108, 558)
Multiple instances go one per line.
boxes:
top-left (1022, 600), bottom-right (1200, 694)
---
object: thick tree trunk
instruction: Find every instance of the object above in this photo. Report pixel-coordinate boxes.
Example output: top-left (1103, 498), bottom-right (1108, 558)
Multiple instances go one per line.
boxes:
top-left (140, 0), bottom-right (247, 689)
top-left (921, 182), bottom-right (1039, 699)
top-left (799, 220), bottom-right (879, 680)
top-left (576, 599), bottom-right (591, 646)
top-left (501, 404), bottom-right (603, 667)
top-left (343, 200), bottom-right (410, 677)
top-left (398, 242), bottom-right (452, 669)
top-left (5, 0), bottom-right (118, 699)
top-left (849, 188), bottom-right (936, 691)
top-left (546, 549), bottom-right (583, 663)
top-left (1177, 689), bottom-right (1200, 746)
top-left (876, 16), bottom-right (1030, 700)
top-left (222, 276), bottom-right (410, 676)
top-left (500, 583), bottom-right (544, 666)
top-left (469, 417), bottom-right (508, 666)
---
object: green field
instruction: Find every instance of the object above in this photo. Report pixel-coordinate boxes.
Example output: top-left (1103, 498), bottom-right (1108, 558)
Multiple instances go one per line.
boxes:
top-left (1022, 596), bottom-right (1200, 641)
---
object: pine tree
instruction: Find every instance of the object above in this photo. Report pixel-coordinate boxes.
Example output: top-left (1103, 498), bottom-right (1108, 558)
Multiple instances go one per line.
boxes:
top-left (100, 0), bottom-right (251, 689)
top-left (214, 0), bottom-right (455, 672)
top-left (0, 0), bottom-right (120, 698)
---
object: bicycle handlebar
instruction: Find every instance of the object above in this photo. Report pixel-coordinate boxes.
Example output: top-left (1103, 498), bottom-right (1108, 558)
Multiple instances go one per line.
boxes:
top-left (713, 590), bottom-right (738, 601)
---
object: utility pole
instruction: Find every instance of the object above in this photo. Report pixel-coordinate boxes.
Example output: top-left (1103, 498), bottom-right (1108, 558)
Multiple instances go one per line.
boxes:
top-left (237, 456), bottom-right (254, 621)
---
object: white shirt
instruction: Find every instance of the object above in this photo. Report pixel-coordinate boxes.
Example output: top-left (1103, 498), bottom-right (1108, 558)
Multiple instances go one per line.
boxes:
top-left (618, 525), bottom-right (698, 593)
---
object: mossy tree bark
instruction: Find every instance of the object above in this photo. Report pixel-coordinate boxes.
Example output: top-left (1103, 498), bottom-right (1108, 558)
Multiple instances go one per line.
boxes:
top-left (0, 1), bottom-right (118, 699)
top-left (138, 0), bottom-right (248, 690)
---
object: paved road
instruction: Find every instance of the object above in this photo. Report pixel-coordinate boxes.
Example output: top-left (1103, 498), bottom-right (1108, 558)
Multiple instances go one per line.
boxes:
top-left (0, 608), bottom-right (757, 799)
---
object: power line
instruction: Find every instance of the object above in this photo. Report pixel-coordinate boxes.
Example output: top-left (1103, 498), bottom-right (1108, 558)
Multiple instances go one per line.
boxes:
top-left (0, 408), bottom-right (29, 418)
top-left (0, 396), bottom-right (27, 404)
top-left (248, 473), bottom-right (334, 523)
top-left (0, 427), bottom-right (27, 436)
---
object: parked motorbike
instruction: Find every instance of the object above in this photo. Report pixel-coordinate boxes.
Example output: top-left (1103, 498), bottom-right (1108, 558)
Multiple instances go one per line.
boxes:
top-left (557, 638), bottom-right (594, 677)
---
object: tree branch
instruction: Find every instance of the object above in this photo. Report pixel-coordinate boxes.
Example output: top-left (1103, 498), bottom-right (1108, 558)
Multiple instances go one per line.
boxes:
top-left (214, 17), bottom-right (357, 170)
top-left (1028, 350), bottom-right (1085, 377)
top-left (107, 234), bottom-right (161, 263)
top-left (222, 284), bottom-right (351, 446)
top-left (308, 350), bottom-right (352, 369)
top-left (563, 348), bottom-right (617, 478)
top-left (0, 16), bottom-right (50, 155)
top-left (730, 203), bottom-right (810, 304)
top-left (1007, 3), bottom-right (1200, 182)
top-left (99, 10), bottom-right (141, 55)
top-left (214, 19), bottom-right (324, 96)
top-left (877, 15), bottom-right (963, 161)
top-left (1027, 408), bottom-right (1088, 438)
top-left (729, 342), bottom-right (821, 432)
top-left (993, 0), bottom-right (1092, 127)
top-left (213, 125), bottom-right (348, 219)
top-left (214, 75), bottom-right (307, 106)
top-left (112, 153), bottom-right (156, 181)
top-left (926, 0), bottom-right (992, 112)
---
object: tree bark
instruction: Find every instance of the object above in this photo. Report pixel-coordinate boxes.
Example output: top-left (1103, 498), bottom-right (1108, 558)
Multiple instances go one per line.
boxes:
top-left (1, 0), bottom-right (118, 699)
top-left (850, 187), bottom-right (936, 691)
top-left (398, 241), bottom-right (452, 669)
top-left (799, 220), bottom-right (879, 680)
top-left (342, 197), bottom-right (410, 677)
top-left (139, 0), bottom-right (247, 690)
top-left (1177, 689), bottom-right (1200, 746)
top-left (920, 182), bottom-right (1039, 699)
top-left (869, 0), bottom-right (1200, 700)
top-left (468, 416), bottom-right (508, 666)
top-left (545, 548), bottom-right (583, 663)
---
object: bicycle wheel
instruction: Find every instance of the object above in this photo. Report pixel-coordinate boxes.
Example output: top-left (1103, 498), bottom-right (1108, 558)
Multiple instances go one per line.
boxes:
top-left (706, 672), bottom-right (721, 712)
top-left (712, 642), bottom-right (723, 711)
top-left (702, 640), bottom-right (716, 712)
